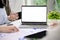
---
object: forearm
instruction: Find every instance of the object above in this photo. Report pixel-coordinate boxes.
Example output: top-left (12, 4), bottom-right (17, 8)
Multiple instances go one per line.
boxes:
top-left (0, 26), bottom-right (19, 33)
top-left (0, 27), bottom-right (3, 33)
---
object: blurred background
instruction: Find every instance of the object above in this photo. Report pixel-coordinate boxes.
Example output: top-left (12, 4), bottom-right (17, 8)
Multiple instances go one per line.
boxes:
top-left (5, 0), bottom-right (60, 19)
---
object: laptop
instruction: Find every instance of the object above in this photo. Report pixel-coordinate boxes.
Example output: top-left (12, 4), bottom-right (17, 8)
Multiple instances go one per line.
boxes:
top-left (21, 5), bottom-right (47, 25)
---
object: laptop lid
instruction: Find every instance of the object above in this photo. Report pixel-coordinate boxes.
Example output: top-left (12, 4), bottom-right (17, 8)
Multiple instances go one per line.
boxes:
top-left (21, 5), bottom-right (47, 25)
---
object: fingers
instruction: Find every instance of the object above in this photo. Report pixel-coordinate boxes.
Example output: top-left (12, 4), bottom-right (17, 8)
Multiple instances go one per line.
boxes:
top-left (50, 23), bottom-right (57, 26)
top-left (9, 13), bottom-right (19, 21)
top-left (49, 22), bottom-right (58, 28)
top-left (7, 26), bottom-right (19, 32)
top-left (12, 27), bottom-right (19, 32)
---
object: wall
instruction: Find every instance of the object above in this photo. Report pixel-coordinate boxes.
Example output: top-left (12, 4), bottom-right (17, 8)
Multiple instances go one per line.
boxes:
top-left (47, 0), bottom-right (55, 12)
top-left (9, 0), bottom-right (24, 13)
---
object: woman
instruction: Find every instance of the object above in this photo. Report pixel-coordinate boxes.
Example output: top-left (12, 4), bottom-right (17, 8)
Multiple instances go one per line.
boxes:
top-left (0, 0), bottom-right (19, 33)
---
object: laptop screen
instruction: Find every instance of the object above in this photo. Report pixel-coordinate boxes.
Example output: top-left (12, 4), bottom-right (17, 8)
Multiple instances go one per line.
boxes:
top-left (22, 6), bottom-right (47, 25)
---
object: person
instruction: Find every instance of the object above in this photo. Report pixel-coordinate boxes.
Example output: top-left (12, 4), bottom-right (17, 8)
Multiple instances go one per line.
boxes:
top-left (0, 0), bottom-right (19, 33)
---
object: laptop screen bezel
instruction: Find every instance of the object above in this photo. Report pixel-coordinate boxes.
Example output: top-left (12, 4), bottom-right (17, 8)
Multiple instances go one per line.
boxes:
top-left (21, 5), bottom-right (47, 25)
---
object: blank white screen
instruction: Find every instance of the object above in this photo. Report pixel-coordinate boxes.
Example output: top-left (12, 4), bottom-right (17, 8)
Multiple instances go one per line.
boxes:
top-left (22, 7), bottom-right (47, 22)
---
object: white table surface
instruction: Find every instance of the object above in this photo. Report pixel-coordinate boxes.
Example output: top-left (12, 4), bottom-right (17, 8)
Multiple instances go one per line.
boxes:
top-left (0, 19), bottom-right (47, 40)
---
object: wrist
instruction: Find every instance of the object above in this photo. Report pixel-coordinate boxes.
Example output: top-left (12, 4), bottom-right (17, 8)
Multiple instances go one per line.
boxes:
top-left (0, 27), bottom-right (3, 33)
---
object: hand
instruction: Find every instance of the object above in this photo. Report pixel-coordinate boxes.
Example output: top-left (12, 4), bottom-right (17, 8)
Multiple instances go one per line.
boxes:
top-left (8, 12), bottom-right (19, 21)
top-left (0, 26), bottom-right (19, 33)
top-left (49, 22), bottom-right (58, 28)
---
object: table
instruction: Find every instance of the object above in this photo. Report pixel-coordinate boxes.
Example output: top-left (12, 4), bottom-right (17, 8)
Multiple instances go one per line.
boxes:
top-left (0, 19), bottom-right (47, 40)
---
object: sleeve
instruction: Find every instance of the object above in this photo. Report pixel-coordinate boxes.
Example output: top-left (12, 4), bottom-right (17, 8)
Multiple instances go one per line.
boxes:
top-left (0, 14), bottom-right (4, 25)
